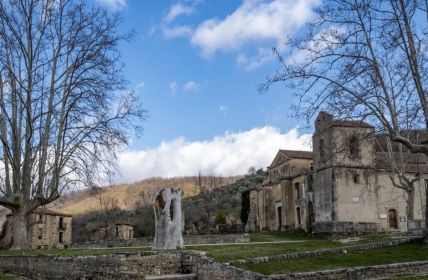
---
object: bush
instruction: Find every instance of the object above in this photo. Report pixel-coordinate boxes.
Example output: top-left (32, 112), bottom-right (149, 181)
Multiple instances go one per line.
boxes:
top-left (214, 210), bottom-right (226, 225)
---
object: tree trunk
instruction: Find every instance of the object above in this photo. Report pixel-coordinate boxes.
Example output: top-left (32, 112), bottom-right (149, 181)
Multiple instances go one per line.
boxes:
top-left (153, 188), bottom-right (184, 250)
top-left (10, 210), bottom-right (30, 250)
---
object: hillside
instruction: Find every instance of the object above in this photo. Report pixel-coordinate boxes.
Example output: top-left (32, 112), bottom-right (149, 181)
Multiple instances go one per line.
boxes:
top-left (52, 176), bottom-right (242, 216)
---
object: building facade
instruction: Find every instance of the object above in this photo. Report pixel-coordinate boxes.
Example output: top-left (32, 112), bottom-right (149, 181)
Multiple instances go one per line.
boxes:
top-left (89, 223), bottom-right (134, 241)
top-left (1, 208), bottom-right (72, 249)
top-left (248, 112), bottom-right (428, 234)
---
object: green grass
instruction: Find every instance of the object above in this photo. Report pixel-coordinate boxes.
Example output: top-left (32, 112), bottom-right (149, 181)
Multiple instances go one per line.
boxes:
top-left (249, 231), bottom-right (317, 242)
top-left (387, 276), bottom-right (428, 280)
top-left (236, 240), bottom-right (428, 275)
top-left (188, 240), bottom-right (342, 262)
top-left (0, 273), bottom-right (17, 280)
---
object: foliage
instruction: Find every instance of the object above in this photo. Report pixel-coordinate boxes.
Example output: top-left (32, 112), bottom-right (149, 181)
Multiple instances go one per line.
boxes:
top-left (240, 191), bottom-right (250, 225)
top-left (214, 210), bottom-right (226, 225)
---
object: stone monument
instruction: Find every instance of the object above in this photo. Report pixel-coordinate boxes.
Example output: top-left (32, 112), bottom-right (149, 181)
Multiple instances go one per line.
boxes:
top-left (153, 187), bottom-right (184, 250)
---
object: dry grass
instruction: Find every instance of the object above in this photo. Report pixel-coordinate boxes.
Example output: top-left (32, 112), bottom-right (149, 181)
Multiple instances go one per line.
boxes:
top-left (53, 176), bottom-right (241, 215)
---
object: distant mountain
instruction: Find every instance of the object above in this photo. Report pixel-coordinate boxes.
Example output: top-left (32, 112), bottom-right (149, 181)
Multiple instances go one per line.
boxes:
top-left (51, 176), bottom-right (242, 216)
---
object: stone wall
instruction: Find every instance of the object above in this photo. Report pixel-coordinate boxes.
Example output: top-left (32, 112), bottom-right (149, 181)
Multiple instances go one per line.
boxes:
top-left (72, 233), bottom-right (250, 248)
top-left (0, 252), bottom-right (182, 279)
top-left (182, 252), bottom-right (266, 280)
top-left (312, 221), bottom-right (378, 236)
top-left (270, 260), bottom-right (428, 280)
top-left (231, 238), bottom-right (414, 265)
top-left (2, 214), bottom-right (72, 249)
top-left (0, 250), bottom-right (428, 280)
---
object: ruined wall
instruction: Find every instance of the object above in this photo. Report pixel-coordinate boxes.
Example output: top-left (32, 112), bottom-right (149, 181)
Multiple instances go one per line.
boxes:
top-left (2, 214), bottom-right (72, 249)
top-left (334, 169), bottom-right (427, 232)
top-left (72, 233), bottom-right (250, 249)
top-left (248, 190), bottom-right (259, 232)
top-left (90, 224), bottom-right (134, 241)
top-left (0, 252), bottom-right (182, 280)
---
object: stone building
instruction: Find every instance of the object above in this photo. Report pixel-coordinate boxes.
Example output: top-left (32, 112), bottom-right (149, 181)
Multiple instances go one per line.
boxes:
top-left (89, 223), bottom-right (134, 241)
top-left (1, 208), bottom-right (72, 249)
top-left (248, 112), bottom-right (428, 234)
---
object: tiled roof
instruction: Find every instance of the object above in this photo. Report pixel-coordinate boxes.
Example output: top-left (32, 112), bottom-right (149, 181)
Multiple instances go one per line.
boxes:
top-left (279, 150), bottom-right (313, 159)
top-left (375, 152), bottom-right (428, 173)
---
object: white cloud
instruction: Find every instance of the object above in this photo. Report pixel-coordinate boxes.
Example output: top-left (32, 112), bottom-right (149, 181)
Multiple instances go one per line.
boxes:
top-left (164, 3), bottom-right (195, 23)
top-left (189, 0), bottom-right (319, 68)
top-left (136, 82), bottom-right (145, 90)
top-left (115, 127), bottom-right (312, 183)
top-left (169, 82), bottom-right (178, 95)
top-left (96, 0), bottom-right (127, 10)
top-left (236, 47), bottom-right (277, 70)
top-left (218, 105), bottom-right (228, 115)
top-left (183, 81), bottom-right (199, 91)
top-left (163, 25), bottom-right (193, 38)
top-left (287, 27), bottom-right (345, 65)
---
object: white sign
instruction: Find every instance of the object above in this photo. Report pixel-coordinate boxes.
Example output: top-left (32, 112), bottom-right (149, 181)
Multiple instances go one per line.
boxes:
top-left (352, 197), bottom-right (360, 203)
top-left (379, 214), bottom-right (387, 219)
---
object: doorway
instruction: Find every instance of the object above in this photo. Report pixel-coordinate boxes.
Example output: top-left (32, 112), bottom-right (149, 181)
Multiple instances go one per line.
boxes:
top-left (277, 206), bottom-right (283, 230)
top-left (296, 207), bottom-right (302, 228)
top-left (388, 209), bottom-right (398, 229)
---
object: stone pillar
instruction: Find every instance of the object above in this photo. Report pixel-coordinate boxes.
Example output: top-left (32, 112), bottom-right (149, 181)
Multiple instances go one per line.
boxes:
top-left (153, 187), bottom-right (184, 250)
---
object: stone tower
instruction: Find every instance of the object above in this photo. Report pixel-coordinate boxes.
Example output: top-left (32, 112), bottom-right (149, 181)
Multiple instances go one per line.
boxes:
top-left (312, 112), bottom-right (375, 227)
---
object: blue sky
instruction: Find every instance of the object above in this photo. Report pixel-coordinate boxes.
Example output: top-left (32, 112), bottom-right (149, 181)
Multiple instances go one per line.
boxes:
top-left (95, 0), bottom-right (318, 182)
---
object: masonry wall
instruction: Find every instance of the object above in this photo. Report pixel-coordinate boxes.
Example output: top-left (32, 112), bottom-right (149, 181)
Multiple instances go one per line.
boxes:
top-left (0, 252), bottom-right (182, 280)
top-left (2, 214), bottom-right (72, 249)
top-left (72, 233), bottom-right (250, 249)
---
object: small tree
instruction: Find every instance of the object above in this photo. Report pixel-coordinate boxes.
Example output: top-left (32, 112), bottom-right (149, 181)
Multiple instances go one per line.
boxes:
top-left (240, 191), bottom-right (250, 225)
top-left (194, 172), bottom-right (224, 234)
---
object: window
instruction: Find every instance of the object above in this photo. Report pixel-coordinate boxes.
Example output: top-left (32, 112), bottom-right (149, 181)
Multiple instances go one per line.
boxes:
top-left (353, 174), bottom-right (360, 184)
top-left (38, 214), bottom-right (43, 223)
top-left (116, 226), bottom-right (119, 237)
top-left (319, 139), bottom-right (325, 159)
top-left (59, 232), bottom-right (64, 244)
top-left (294, 182), bottom-right (300, 200)
top-left (129, 230), bottom-right (133, 239)
top-left (349, 136), bottom-right (360, 158)
top-left (59, 217), bottom-right (64, 229)
top-left (38, 229), bottom-right (43, 240)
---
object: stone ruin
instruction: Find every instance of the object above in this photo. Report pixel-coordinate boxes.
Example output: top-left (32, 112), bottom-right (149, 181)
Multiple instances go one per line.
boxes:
top-left (153, 187), bottom-right (184, 250)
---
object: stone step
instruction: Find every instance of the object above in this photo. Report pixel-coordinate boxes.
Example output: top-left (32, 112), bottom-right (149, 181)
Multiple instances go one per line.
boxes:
top-left (145, 273), bottom-right (197, 280)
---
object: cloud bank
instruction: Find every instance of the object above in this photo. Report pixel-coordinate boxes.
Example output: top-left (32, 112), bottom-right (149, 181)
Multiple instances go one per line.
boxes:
top-left (160, 0), bottom-right (319, 69)
top-left (115, 126), bottom-right (311, 183)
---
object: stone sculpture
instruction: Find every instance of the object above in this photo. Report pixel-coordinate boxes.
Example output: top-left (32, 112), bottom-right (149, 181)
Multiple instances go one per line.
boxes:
top-left (153, 187), bottom-right (184, 250)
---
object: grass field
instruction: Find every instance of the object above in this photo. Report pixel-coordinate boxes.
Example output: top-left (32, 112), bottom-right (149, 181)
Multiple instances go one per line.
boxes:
top-left (236, 240), bottom-right (428, 275)
top-left (0, 232), bottom-right (400, 263)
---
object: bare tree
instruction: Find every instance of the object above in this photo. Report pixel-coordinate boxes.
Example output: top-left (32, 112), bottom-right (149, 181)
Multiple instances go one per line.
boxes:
top-left (0, 0), bottom-right (145, 249)
top-left (194, 171), bottom-right (224, 234)
top-left (260, 0), bottom-right (428, 155)
top-left (377, 136), bottom-right (424, 220)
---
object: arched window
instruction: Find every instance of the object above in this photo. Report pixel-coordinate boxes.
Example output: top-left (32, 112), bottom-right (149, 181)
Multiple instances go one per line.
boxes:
top-left (349, 136), bottom-right (360, 158)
